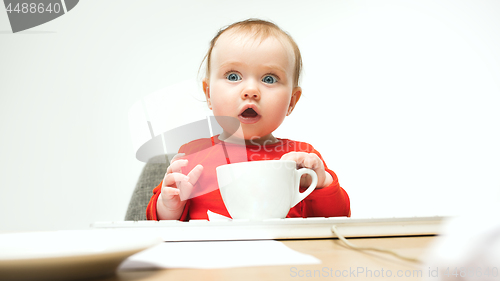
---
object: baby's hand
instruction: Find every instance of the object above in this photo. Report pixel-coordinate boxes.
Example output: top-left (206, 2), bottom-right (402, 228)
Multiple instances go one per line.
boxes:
top-left (157, 153), bottom-right (203, 219)
top-left (280, 152), bottom-right (333, 189)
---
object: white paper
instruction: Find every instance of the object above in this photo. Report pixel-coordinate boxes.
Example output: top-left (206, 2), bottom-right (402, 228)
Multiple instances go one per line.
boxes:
top-left (207, 210), bottom-right (231, 221)
top-left (118, 240), bottom-right (321, 270)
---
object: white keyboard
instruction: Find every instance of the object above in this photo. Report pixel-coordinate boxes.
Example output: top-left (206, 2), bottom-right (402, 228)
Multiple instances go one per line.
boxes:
top-left (91, 216), bottom-right (445, 241)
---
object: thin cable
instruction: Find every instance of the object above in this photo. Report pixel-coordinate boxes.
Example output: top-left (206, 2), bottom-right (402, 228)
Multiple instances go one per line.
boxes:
top-left (331, 225), bottom-right (422, 264)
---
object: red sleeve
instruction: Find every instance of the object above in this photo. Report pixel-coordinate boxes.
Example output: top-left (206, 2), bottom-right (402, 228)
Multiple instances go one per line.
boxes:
top-left (287, 144), bottom-right (351, 218)
top-left (146, 182), bottom-right (162, 220)
top-left (146, 180), bottom-right (191, 221)
top-left (302, 168), bottom-right (350, 217)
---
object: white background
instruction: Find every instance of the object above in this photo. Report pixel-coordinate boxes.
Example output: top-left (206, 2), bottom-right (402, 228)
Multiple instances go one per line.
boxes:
top-left (1, 0), bottom-right (499, 232)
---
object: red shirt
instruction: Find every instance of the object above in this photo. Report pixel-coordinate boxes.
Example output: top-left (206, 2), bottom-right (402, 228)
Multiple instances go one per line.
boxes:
top-left (146, 136), bottom-right (350, 220)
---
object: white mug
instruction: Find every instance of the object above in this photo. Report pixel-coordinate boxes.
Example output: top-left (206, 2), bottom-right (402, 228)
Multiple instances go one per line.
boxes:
top-left (216, 160), bottom-right (318, 220)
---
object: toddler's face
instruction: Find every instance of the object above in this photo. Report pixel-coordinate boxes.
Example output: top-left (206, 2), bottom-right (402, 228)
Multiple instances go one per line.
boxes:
top-left (204, 32), bottom-right (301, 142)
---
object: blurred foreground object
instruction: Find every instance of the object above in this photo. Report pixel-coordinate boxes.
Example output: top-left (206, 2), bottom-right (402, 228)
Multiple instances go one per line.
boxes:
top-left (423, 207), bottom-right (500, 281)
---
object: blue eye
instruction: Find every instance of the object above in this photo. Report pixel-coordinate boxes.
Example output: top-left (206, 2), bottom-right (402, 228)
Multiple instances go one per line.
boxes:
top-left (262, 75), bottom-right (277, 84)
top-left (226, 73), bottom-right (241, 82)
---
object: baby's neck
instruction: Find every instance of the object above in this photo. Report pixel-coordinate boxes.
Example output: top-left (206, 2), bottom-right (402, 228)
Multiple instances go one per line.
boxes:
top-left (218, 132), bottom-right (279, 146)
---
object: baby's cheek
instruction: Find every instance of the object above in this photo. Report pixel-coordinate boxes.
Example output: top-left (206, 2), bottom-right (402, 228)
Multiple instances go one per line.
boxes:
top-left (266, 110), bottom-right (287, 130)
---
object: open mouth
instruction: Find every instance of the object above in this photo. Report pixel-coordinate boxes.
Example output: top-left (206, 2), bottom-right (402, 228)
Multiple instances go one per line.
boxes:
top-left (240, 108), bottom-right (258, 118)
top-left (238, 106), bottom-right (261, 124)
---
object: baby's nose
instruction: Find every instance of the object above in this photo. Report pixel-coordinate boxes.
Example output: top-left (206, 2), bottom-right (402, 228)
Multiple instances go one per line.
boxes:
top-left (242, 91), bottom-right (259, 99)
top-left (241, 81), bottom-right (260, 100)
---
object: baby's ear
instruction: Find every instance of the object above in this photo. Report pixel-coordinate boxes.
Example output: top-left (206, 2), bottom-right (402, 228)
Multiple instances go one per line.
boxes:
top-left (287, 87), bottom-right (302, 116)
top-left (202, 79), bottom-right (212, 110)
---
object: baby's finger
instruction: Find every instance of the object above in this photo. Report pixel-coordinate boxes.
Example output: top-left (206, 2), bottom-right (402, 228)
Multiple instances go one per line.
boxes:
top-left (280, 151), bottom-right (298, 161)
top-left (187, 165), bottom-right (204, 186)
top-left (170, 153), bottom-right (185, 162)
top-left (166, 158), bottom-right (189, 174)
top-left (178, 181), bottom-right (194, 201)
top-left (165, 153), bottom-right (186, 174)
top-left (303, 153), bottom-right (321, 170)
top-left (177, 165), bottom-right (204, 201)
top-left (160, 186), bottom-right (181, 200)
top-left (281, 152), bottom-right (307, 167)
top-left (162, 172), bottom-right (190, 188)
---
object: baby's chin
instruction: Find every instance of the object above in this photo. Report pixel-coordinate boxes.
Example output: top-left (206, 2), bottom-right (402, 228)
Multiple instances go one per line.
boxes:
top-left (220, 124), bottom-right (277, 143)
top-left (243, 132), bottom-right (279, 145)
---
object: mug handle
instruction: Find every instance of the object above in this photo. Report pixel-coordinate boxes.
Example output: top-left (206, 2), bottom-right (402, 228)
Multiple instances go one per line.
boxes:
top-left (291, 168), bottom-right (318, 207)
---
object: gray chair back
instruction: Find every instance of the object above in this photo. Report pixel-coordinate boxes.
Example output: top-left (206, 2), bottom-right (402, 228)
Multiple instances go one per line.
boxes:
top-left (125, 156), bottom-right (170, 220)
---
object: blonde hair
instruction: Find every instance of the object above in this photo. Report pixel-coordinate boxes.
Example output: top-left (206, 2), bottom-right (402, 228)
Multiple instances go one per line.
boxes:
top-left (201, 19), bottom-right (302, 88)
